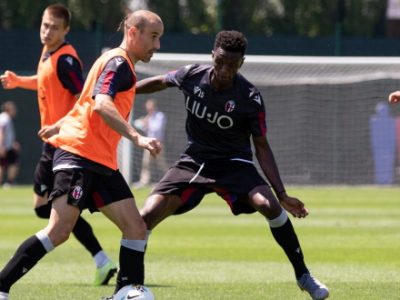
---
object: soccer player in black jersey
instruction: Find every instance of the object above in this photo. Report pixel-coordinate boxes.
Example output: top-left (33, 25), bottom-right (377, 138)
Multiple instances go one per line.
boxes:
top-left (136, 30), bottom-right (329, 300)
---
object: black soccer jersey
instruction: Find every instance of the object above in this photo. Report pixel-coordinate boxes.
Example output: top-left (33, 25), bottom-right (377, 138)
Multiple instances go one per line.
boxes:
top-left (166, 64), bottom-right (267, 161)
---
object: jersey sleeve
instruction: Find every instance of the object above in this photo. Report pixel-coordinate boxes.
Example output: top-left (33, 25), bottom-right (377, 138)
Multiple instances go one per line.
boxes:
top-left (248, 88), bottom-right (267, 137)
top-left (93, 56), bottom-right (135, 100)
top-left (57, 54), bottom-right (84, 95)
top-left (165, 64), bottom-right (196, 88)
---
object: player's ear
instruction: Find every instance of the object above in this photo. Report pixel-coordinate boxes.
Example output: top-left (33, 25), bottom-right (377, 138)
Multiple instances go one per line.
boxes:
top-left (128, 25), bottom-right (139, 40)
top-left (239, 56), bottom-right (245, 68)
top-left (64, 25), bottom-right (70, 35)
top-left (211, 50), bottom-right (215, 59)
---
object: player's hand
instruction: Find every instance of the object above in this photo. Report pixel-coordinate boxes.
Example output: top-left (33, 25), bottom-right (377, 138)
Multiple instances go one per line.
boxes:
top-left (279, 194), bottom-right (309, 218)
top-left (138, 136), bottom-right (162, 157)
top-left (38, 125), bottom-right (60, 139)
top-left (388, 91), bottom-right (400, 104)
top-left (0, 70), bottom-right (19, 89)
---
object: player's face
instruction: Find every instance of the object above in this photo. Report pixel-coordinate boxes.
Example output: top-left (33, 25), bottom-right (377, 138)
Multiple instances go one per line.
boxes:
top-left (211, 47), bottom-right (244, 89)
top-left (40, 11), bottom-right (69, 51)
top-left (129, 20), bottom-right (164, 63)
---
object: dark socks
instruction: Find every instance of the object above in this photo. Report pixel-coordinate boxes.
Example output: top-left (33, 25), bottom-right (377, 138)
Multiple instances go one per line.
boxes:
top-left (34, 203), bottom-right (51, 218)
top-left (270, 219), bottom-right (309, 279)
top-left (72, 216), bottom-right (102, 257)
top-left (0, 235), bottom-right (47, 293)
top-left (35, 204), bottom-right (102, 257)
top-left (115, 245), bottom-right (144, 293)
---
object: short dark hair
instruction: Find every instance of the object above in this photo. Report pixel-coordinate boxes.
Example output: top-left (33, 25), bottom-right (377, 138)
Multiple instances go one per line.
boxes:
top-left (45, 4), bottom-right (71, 28)
top-left (214, 30), bottom-right (248, 56)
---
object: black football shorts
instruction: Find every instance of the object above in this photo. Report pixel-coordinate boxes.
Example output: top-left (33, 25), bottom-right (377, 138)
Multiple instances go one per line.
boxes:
top-left (151, 157), bottom-right (272, 215)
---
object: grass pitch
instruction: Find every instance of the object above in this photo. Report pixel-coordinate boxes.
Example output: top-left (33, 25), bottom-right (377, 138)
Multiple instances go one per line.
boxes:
top-left (0, 186), bottom-right (399, 299)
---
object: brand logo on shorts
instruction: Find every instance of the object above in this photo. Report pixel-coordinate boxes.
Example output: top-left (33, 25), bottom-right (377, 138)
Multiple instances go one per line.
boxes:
top-left (71, 186), bottom-right (83, 200)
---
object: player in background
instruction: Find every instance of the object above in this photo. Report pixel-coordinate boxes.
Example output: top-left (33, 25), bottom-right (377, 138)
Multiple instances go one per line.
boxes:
top-left (136, 30), bottom-right (329, 300)
top-left (388, 90), bottom-right (400, 103)
top-left (0, 4), bottom-right (117, 286)
top-left (133, 98), bottom-right (169, 188)
top-left (0, 101), bottom-right (20, 188)
top-left (0, 9), bottom-right (164, 300)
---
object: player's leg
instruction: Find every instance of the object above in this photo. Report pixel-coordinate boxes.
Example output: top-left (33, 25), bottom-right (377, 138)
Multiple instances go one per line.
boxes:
top-left (249, 185), bottom-right (309, 277)
top-left (96, 171), bottom-right (148, 294)
top-left (74, 216), bottom-right (117, 286)
top-left (101, 198), bottom-right (147, 290)
top-left (4, 149), bottom-right (19, 185)
top-left (248, 185), bottom-right (329, 299)
top-left (141, 161), bottom-right (208, 231)
top-left (33, 146), bottom-right (116, 285)
top-left (141, 193), bottom-right (182, 230)
top-left (5, 163), bottom-right (18, 185)
top-left (213, 161), bottom-right (328, 300)
top-left (0, 193), bottom-right (79, 297)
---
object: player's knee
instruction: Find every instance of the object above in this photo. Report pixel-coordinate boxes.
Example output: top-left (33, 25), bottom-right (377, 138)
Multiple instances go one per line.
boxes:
top-left (49, 228), bottom-right (72, 246)
top-left (123, 217), bottom-right (148, 240)
top-left (34, 204), bottom-right (51, 219)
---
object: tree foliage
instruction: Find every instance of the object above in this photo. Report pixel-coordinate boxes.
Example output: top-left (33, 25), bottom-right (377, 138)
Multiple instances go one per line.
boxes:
top-left (0, 0), bottom-right (389, 37)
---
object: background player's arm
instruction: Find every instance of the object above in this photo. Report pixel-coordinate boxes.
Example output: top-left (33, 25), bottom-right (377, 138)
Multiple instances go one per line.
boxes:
top-left (0, 70), bottom-right (37, 90)
top-left (253, 135), bottom-right (308, 218)
top-left (388, 91), bottom-right (400, 104)
top-left (93, 94), bottom-right (161, 156)
top-left (136, 75), bottom-right (169, 94)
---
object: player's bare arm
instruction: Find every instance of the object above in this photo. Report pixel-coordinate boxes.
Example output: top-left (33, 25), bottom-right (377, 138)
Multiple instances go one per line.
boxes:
top-left (388, 91), bottom-right (400, 104)
top-left (0, 70), bottom-right (38, 90)
top-left (94, 94), bottom-right (162, 156)
top-left (135, 75), bottom-right (168, 94)
top-left (252, 135), bottom-right (308, 218)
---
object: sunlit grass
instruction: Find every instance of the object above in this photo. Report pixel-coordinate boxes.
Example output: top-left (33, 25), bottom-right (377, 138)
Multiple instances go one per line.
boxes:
top-left (1, 186), bottom-right (399, 299)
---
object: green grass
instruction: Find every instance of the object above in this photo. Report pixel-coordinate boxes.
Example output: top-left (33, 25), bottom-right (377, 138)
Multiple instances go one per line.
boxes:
top-left (1, 186), bottom-right (400, 299)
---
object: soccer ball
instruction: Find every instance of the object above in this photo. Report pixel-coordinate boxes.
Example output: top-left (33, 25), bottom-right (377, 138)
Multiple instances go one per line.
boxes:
top-left (113, 285), bottom-right (154, 300)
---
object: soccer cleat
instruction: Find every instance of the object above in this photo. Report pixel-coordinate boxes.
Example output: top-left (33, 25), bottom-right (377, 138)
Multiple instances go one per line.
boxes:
top-left (94, 260), bottom-right (118, 286)
top-left (297, 273), bottom-right (329, 300)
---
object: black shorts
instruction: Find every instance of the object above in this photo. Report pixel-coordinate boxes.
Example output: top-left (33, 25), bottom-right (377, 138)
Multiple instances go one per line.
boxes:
top-left (33, 143), bottom-right (56, 196)
top-left (48, 166), bottom-right (133, 213)
top-left (151, 157), bottom-right (269, 215)
top-left (0, 148), bottom-right (19, 167)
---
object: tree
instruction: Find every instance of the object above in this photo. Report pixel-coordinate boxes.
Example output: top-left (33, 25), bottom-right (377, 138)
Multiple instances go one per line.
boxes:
top-left (0, 0), bottom-right (390, 38)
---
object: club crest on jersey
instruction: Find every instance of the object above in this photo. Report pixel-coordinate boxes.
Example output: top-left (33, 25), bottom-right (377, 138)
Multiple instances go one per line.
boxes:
top-left (225, 100), bottom-right (235, 113)
top-left (71, 186), bottom-right (83, 200)
top-left (193, 86), bottom-right (204, 98)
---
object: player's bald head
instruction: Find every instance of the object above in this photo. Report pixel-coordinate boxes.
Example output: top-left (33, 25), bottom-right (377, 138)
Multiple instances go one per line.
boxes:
top-left (122, 10), bottom-right (163, 33)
